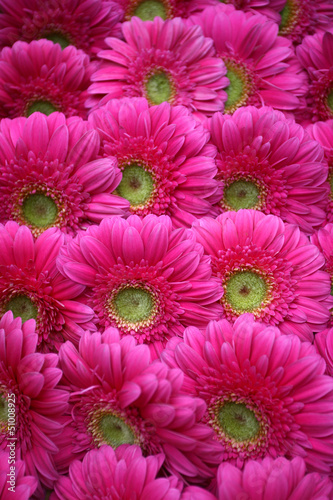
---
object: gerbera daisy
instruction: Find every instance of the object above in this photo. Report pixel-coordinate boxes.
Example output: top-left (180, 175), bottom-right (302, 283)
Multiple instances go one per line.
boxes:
top-left (89, 98), bottom-right (221, 225)
top-left (87, 16), bottom-right (229, 117)
top-left (216, 456), bottom-right (333, 499)
top-left (187, 4), bottom-right (307, 114)
top-left (0, 451), bottom-right (38, 500)
top-left (0, 222), bottom-right (94, 352)
top-left (209, 106), bottom-right (328, 234)
top-left (278, 0), bottom-right (333, 44)
top-left (57, 215), bottom-right (223, 358)
top-left (52, 445), bottom-right (183, 499)
top-left (192, 210), bottom-right (332, 342)
top-left (0, 311), bottom-right (69, 494)
top-left (0, 0), bottom-right (122, 56)
top-left (307, 120), bottom-right (333, 222)
top-left (162, 314), bottom-right (333, 472)
top-left (296, 31), bottom-right (333, 123)
top-left (56, 329), bottom-right (221, 481)
top-left (0, 40), bottom-right (94, 119)
top-left (0, 112), bottom-right (129, 235)
top-left (315, 327), bottom-right (333, 377)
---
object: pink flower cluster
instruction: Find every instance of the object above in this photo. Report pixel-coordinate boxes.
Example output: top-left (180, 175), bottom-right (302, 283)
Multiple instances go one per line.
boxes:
top-left (0, 0), bottom-right (333, 499)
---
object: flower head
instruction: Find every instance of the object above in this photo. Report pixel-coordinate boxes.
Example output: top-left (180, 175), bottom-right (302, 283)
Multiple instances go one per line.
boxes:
top-left (162, 314), bottom-right (333, 472)
top-left (89, 98), bottom-right (221, 225)
top-left (0, 40), bottom-right (95, 119)
top-left (0, 222), bottom-right (95, 352)
top-left (87, 16), bottom-right (229, 117)
top-left (55, 329), bottom-right (220, 481)
top-left (188, 4), bottom-right (307, 114)
top-left (0, 450), bottom-right (38, 500)
top-left (209, 106), bottom-right (328, 234)
top-left (0, 311), bottom-right (68, 493)
top-left (193, 210), bottom-right (333, 342)
top-left (0, 112), bottom-right (129, 235)
top-left (0, 0), bottom-right (122, 56)
top-left (57, 215), bottom-right (223, 358)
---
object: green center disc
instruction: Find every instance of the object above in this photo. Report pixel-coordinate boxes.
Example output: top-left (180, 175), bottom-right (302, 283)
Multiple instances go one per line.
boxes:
top-left (44, 32), bottom-right (71, 49)
top-left (117, 164), bottom-right (154, 206)
top-left (225, 271), bottom-right (267, 312)
top-left (133, 0), bottom-right (167, 20)
top-left (26, 100), bottom-right (58, 117)
top-left (146, 72), bottom-right (172, 105)
top-left (279, 0), bottom-right (292, 31)
top-left (22, 193), bottom-right (58, 228)
top-left (5, 295), bottom-right (38, 323)
top-left (114, 287), bottom-right (154, 323)
top-left (218, 402), bottom-right (260, 442)
top-left (224, 69), bottom-right (244, 111)
top-left (99, 414), bottom-right (135, 448)
top-left (0, 395), bottom-right (7, 422)
top-left (224, 180), bottom-right (260, 210)
top-left (327, 90), bottom-right (333, 112)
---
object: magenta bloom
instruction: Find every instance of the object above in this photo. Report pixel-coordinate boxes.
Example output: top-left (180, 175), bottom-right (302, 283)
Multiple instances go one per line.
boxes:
top-left (58, 215), bottom-right (223, 358)
top-left (0, 311), bottom-right (68, 493)
top-left (296, 31), bottom-right (333, 123)
top-left (0, 40), bottom-right (94, 119)
top-left (209, 106), bottom-right (328, 234)
top-left (0, 112), bottom-right (129, 235)
top-left (0, 222), bottom-right (94, 352)
top-left (52, 445), bottom-right (183, 499)
top-left (315, 327), bottom-right (333, 377)
top-left (188, 4), bottom-right (307, 114)
top-left (56, 329), bottom-right (220, 481)
top-left (307, 120), bottom-right (333, 222)
top-left (0, 0), bottom-right (121, 56)
top-left (279, 0), bottom-right (333, 44)
top-left (87, 16), bottom-right (229, 117)
top-left (0, 451), bottom-right (38, 500)
top-left (216, 456), bottom-right (333, 499)
top-left (162, 314), bottom-right (333, 472)
top-left (193, 210), bottom-right (332, 342)
top-left (89, 98), bottom-right (221, 225)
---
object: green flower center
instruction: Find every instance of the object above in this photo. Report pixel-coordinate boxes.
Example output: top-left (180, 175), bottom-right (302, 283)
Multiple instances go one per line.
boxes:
top-left (117, 164), bottom-right (154, 207)
top-left (146, 72), bottom-right (172, 105)
top-left (218, 402), bottom-right (260, 442)
top-left (224, 180), bottom-right (260, 210)
top-left (279, 0), bottom-right (292, 30)
top-left (225, 271), bottom-right (267, 312)
top-left (5, 296), bottom-right (38, 323)
top-left (224, 68), bottom-right (245, 111)
top-left (0, 395), bottom-right (7, 422)
top-left (133, 0), bottom-right (167, 20)
top-left (99, 414), bottom-right (135, 448)
top-left (327, 90), bottom-right (333, 112)
top-left (26, 100), bottom-right (58, 116)
top-left (22, 193), bottom-right (58, 228)
top-left (44, 32), bottom-right (71, 49)
top-left (114, 287), bottom-right (154, 323)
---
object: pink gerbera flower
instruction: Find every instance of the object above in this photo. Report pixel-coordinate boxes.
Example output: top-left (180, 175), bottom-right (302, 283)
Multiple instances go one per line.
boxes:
top-left (57, 215), bottom-right (223, 358)
top-left (0, 311), bottom-right (68, 494)
top-left (0, 222), bottom-right (94, 352)
top-left (0, 112), bottom-right (129, 235)
top-left (89, 98), bottom-right (221, 225)
top-left (187, 4), bottom-right (307, 114)
top-left (278, 0), bottom-right (333, 44)
top-left (162, 314), bottom-right (333, 472)
top-left (209, 106), bottom-right (328, 234)
top-left (56, 330), bottom-right (220, 481)
top-left (192, 210), bottom-right (332, 342)
top-left (0, 451), bottom-right (38, 500)
top-left (52, 445), bottom-right (183, 499)
top-left (315, 327), bottom-right (333, 377)
top-left (216, 456), bottom-right (333, 499)
top-left (0, 40), bottom-right (94, 119)
top-left (87, 16), bottom-right (229, 117)
top-left (296, 31), bottom-right (333, 123)
top-left (307, 120), bottom-right (333, 222)
top-left (0, 0), bottom-right (121, 56)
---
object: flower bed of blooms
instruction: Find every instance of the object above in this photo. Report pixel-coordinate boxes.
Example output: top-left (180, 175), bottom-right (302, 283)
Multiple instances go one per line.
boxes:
top-left (1, 1), bottom-right (333, 499)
